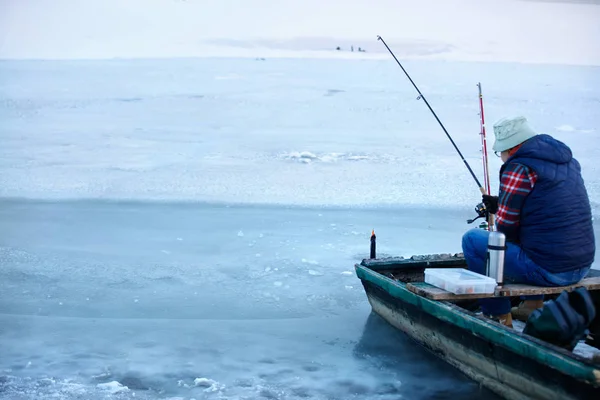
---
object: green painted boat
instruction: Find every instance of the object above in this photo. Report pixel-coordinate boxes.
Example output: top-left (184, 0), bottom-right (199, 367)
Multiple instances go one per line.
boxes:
top-left (355, 253), bottom-right (600, 400)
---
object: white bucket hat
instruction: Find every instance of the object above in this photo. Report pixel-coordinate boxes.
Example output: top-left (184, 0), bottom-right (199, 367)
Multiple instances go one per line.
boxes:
top-left (492, 116), bottom-right (538, 152)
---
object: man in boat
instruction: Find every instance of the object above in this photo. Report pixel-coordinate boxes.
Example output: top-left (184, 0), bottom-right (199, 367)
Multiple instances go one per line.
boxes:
top-left (461, 116), bottom-right (596, 327)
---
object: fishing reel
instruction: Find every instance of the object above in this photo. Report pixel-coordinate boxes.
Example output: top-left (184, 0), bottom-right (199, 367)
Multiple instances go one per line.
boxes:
top-left (467, 202), bottom-right (488, 225)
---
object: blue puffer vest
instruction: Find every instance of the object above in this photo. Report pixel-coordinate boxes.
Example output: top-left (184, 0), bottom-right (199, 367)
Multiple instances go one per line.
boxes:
top-left (501, 134), bottom-right (595, 273)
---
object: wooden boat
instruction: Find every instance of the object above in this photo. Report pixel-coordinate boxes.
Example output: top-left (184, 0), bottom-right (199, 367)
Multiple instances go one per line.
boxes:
top-left (354, 253), bottom-right (600, 400)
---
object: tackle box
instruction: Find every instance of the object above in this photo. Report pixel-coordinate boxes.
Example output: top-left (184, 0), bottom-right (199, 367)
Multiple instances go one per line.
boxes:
top-left (424, 268), bottom-right (497, 295)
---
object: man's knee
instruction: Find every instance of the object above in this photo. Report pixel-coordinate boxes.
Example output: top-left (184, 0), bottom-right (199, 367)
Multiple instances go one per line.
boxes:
top-left (462, 229), bottom-right (489, 274)
top-left (462, 228), bottom-right (487, 253)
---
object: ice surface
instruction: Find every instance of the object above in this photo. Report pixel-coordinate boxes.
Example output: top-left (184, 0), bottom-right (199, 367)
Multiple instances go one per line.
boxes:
top-left (97, 381), bottom-right (130, 394)
top-left (1, 58), bottom-right (599, 210)
top-left (0, 200), bottom-right (503, 400)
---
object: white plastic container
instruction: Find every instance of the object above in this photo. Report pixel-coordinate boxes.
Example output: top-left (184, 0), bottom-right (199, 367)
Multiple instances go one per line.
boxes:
top-left (424, 268), bottom-right (497, 295)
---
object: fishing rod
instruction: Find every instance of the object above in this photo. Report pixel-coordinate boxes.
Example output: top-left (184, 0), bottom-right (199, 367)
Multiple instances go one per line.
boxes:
top-left (376, 35), bottom-right (487, 196)
top-left (477, 82), bottom-right (491, 196)
top-left (477, 82), bottom-right (495, 230)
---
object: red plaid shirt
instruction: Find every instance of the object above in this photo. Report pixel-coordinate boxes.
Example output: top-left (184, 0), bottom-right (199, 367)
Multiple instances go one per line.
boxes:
top-left (496, 162), bottom-right (538, 242)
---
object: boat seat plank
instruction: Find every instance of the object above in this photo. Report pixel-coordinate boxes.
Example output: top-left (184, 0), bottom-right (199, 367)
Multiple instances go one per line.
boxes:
top-left (406, 282), bottom-right (490, 300)
top-left (407, 276), bottom-right (600, 300)
top-left (496, 277), bottom-right (600, 296)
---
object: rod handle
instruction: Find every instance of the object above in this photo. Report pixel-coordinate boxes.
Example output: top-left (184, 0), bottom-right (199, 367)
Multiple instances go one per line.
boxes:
top-left (488, 213), bottom-right (496, 231)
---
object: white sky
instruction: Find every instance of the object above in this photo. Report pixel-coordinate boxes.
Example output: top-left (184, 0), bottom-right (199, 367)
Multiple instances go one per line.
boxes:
top-left (1, 0), bottom-right (600, 64)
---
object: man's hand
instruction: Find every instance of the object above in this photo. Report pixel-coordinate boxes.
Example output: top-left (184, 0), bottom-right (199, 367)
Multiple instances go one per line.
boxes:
top-left (482, 195), bottom-right (499, 214)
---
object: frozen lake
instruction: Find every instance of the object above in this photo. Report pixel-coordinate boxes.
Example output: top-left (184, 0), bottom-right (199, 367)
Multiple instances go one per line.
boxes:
top-left (1, 58), bottom-right (599, 207)
top-left (1, 56), bottom-right (598, 399)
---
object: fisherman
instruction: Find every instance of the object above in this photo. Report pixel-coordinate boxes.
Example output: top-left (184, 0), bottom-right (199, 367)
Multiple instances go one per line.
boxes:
top-left (461, 116), bottom-right (596, 327)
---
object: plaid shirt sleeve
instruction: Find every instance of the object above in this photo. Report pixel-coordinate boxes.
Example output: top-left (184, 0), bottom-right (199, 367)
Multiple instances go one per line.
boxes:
top-left (496, 162), bottom-right (538, 242)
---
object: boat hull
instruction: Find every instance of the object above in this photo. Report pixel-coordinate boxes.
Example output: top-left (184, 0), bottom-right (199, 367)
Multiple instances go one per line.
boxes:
top-left (358, 266), bottom-right (600, 400)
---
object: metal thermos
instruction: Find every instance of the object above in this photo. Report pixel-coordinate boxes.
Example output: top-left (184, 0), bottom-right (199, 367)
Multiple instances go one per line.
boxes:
top-left (486, 231), bottom-right (506, 285)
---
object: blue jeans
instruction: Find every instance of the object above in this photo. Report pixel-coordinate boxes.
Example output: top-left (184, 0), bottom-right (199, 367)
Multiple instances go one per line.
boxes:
top-left (461, 229), bottom-right (590, 315)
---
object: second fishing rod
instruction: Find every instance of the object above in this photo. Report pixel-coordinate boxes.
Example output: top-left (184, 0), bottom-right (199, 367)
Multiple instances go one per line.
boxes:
top-left (377, 35), bottom-right (487, 196)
